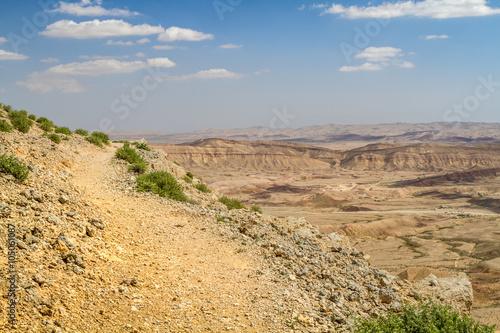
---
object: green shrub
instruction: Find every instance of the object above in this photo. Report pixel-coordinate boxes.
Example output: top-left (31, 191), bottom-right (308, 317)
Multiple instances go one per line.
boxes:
top-left (62, 137), bottom-right (70, 141)
top-left (8, 110), bottom-right (33, 133)
top-left (183, 175), bottom-right (193, 183)
top-left (39, 121), bottom-right (53, 132)
top-left (3, 105), bottom-right (12, 112)
top-left (0, 119), bottom-right (12, 132)
top-left (0, 154), bottom-right (29, 182)
top-left (134, 142), bottom-right (151, 151)
top-left (55, 126), bottom-right (72, 135)
top-left (28, 114), bottom-right (36, 120)
top-left (115, 143), bottom-right (147, 173)
top-left (355, 299), bottom-right (496, 333)
top-left (194, 183), bottom-right (211, 193)
top-left (251, 206), bottom-right (263, 214)
top-left (174, 161), bottom-right (180, 166)
top-left (218, 196), bottom-right (245, 210)
top-left (136, 171), bottom-right (187, 201)
top-left (85, 131), bottom-right (110, 147)
top-left (186, 171), bottom-right (194, 179)
top-left (74, 129), bottom-right (89, 136)
top-left (47, 133), bottom-right (61, 144)
top-left (36, 117), bottom-right (53, 125)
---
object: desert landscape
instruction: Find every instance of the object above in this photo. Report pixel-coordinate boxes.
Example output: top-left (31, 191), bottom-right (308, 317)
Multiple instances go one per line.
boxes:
top-left (152, 129), bottom-right (500, 328)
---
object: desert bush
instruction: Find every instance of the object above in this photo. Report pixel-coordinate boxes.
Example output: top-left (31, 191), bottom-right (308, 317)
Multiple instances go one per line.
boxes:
top-left (355, 299), bottom-right (496, 333)
top-left (134, 142), bottom-right (151, 151)
top-left (0, 119), bottom-right (12, 132)
top-left (3, 105), bottom-right (12, 112)
top-left (251, 206), bottom-right (263, 214)
top-left (218, 196), bottom-right (245, 210)
top-left (182, 175), bottom-right (193, 183)
top-left (74, 129), bottom-right (89, 136)
top-left (55, 126), bottom-right (72, 135)
top-left (8, 110), bottom-right (33, 133)
top-left (46, 133), bottom-right (61, 144)
top-left (194, 183), bottom-right (211, 193)
top-left (86, 131), bottom-right (110, 147)
top-left (136, 171), bottom-right (187, 201)
top-left (28, 114), bottom-right (36, 120)
top-left (0, 154), bottom-right (29, 182)
top-left (37, 117), bottom-right (55, 132)
top-left (115, 143), bottom-right (147, 173)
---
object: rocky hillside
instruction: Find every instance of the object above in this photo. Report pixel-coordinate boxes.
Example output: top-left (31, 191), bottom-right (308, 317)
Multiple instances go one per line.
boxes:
top-left (0, 107), bottom-right (478, 332)
top-left (157, 139), bottom-right (500, 172)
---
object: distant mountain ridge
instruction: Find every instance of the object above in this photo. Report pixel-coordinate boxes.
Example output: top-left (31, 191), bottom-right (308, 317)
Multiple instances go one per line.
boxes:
top-left (110, 122), bottom-right (500, 146)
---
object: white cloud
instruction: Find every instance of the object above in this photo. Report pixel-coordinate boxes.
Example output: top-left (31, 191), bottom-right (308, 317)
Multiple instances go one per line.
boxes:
top-left (0, 37), bottom-right (7, 44)
top-left (152, 45), bottom-right (179, 50)
top-left (137, 38), bottom-right (150, 44)
top-left (164, 68), bottom-right (244, 81)
top-left (17, 72), bottom-right (85, 93)
top-left (298, 5), bottom-right (306, 10)
top-left (219, 43), bottom-right (243, 49)
top-left (355, 46), bottom-right (402, 62)
top-left (0, 50), bottom-right (28, 60)
top-left (40, 19), bottom-right (164, 39)
top-left (322, 0), bottom-right (500, 19)
top-left (40, 57), bottom-right (60, 63)
top-left (158, 27), bottom-right (213, 42)
top-left (105, 39), bottom-right (134, 46)
top-left (136, 52), bottom-right (146, 58)
top-left (79, 54), bottom-right (130, 60)
top-left (52, 0), bottom-right (139, 17)
top-left (339, 62), bottom-right (384, 72)
top-left (339, 46), bottom-right (414, 72)
top-left (146, 57), bottom-right (176, 68)
top-left (46, 59), bottom-right (147, 76)
top-left (255, 69), bottom-right (270, 75)
top-left (425, 34), bottom-right (450, 39)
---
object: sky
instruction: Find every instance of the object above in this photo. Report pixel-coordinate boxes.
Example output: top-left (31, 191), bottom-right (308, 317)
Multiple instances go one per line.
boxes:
top-left (0, 0), bottom-right (499, 133)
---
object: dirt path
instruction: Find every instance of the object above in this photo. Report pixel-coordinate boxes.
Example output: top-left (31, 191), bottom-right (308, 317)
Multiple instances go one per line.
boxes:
top-left (70, 146), bottom-right (290, 332)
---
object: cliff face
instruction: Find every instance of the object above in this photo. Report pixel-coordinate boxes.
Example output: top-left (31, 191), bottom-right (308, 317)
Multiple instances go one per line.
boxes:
top-left (0, 108), bottom-right (476, 332)
top-left (157, 139), bottom-right (500, 172)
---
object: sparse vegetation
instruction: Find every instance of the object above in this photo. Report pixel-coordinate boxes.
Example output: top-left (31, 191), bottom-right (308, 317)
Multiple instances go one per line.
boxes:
top-left (55, 126), bottom-right (72, 135)
top-left (183, 175), bottom-right (193, 183)
top-left (3, 105), bottom-right (12, 112)
top-left (37, 117), bottom-right (55, 132)
top-left (115, 143), bottom-right (147, 173)
top-left (134, 142), bottom-right (151, 151)
top-left (46, 133), bottom-right (61, 144)
top-left (136, 171), bottom-right (188, 202)
top-left (8, 110), bottom-right (33, 133)
top-left (0, 154), bottom-right (30, 182)
top-left (0, 119), bottom-right (12, 132)
top-left (251, 205), bottom-right (263, 214)
top-left (74, 129), bottom-right (89, 136)
top-left (86, 131), bottom-right (110, 147)
top-left (194, 183), bottom-right (211, 193)
top-left (218, 196), bottom-right (245, 210)
top-left (28, 114), bottom-right (36, 120)
top-left (355, 299), bottom-right (496, 332)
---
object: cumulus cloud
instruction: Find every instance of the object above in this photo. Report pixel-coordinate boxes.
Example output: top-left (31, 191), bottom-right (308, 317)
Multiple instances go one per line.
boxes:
top-left (137, 38), bottom-right (150, 44)
top-left (52, 0), bottom-right (140, 17)
top-left (339, 46), bottom-right (414, 72)
top-left (164, 68), bottom-right (244, 81)
top-left (79, 54), bottom-right (130, 60)
top-left (158, 27), bottom-right (214, 42)
top-left (425, 34), bottom-right (450, 39)
top-left (46, 59), bottom-right (148, 76)
top-left (0, 37), bottom-right (7, 44)
top-left (321, 0), bottom-right (500, 19)
top-left (40, 57), bottom-right (60, 63)
top-left (323, 0), bottom-right (500, 19)
top-left (105, 39), bottom-right (134, 46)
top-left (219, 43), bottom-right (243, 49)
top-left (40, 19), bottom-right (164, 39)
top-left (17, 72), bottom-right (85, 93)
top-left (146, 57), bottom-right (176, 68)
top-left (0, 50), bottom-right (28, 60)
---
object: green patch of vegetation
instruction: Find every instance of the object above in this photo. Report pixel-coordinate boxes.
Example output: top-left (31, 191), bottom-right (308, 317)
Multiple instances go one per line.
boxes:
top-left (186, 171), bottom-right (194, 179)
top-left (28, 114), bottom-right (36, 120)
top-left (251, 205), bottom-right (263, 214)
top-left (194, 183), bottom-right (211, 193)
top-left (355, 299), bottom-right (496, 333)
top-left (173, 161), bottom-right (180, 166)
top-left (62, 137), bottom-right (70, 141)
top-left (3, 105), bottom-right (12, 112)
top-left (218, 196), bottom-right (245, 210)
top-left (37, 117), bottom-right (55, 132)
top-left (8, 110), bottom-right (33, 133)
top-left (115, 143), bottom-right (147, 173)
top-left (0, 154), bottom-right (30, 182)
top-left (216, 216), bottom-right (225, 222)
top-left (136, 171), bottom-right (188, 202)
top-left (85, 131), bottom-right (110, 147)
top-left (183, 175), bottom-right (193, 183)
top-left (74, 129), bottom-right (89, 136)
top-left (133, 142), bottom-right (151, 151)
top-left (0, 119), bottom-right (12, 133)
top-left (55, 126), bottom-right (72, 135)
top-left (46, 133), bottom-right (61, 144)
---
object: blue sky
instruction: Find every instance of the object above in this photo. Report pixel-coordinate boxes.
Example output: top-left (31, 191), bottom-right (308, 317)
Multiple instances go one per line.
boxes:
top-left (0, 0), bottom-right (499, 132)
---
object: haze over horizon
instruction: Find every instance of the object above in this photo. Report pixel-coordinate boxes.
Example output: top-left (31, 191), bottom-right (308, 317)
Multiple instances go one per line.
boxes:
top-left (1, 0), bottom-right (499, 132)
